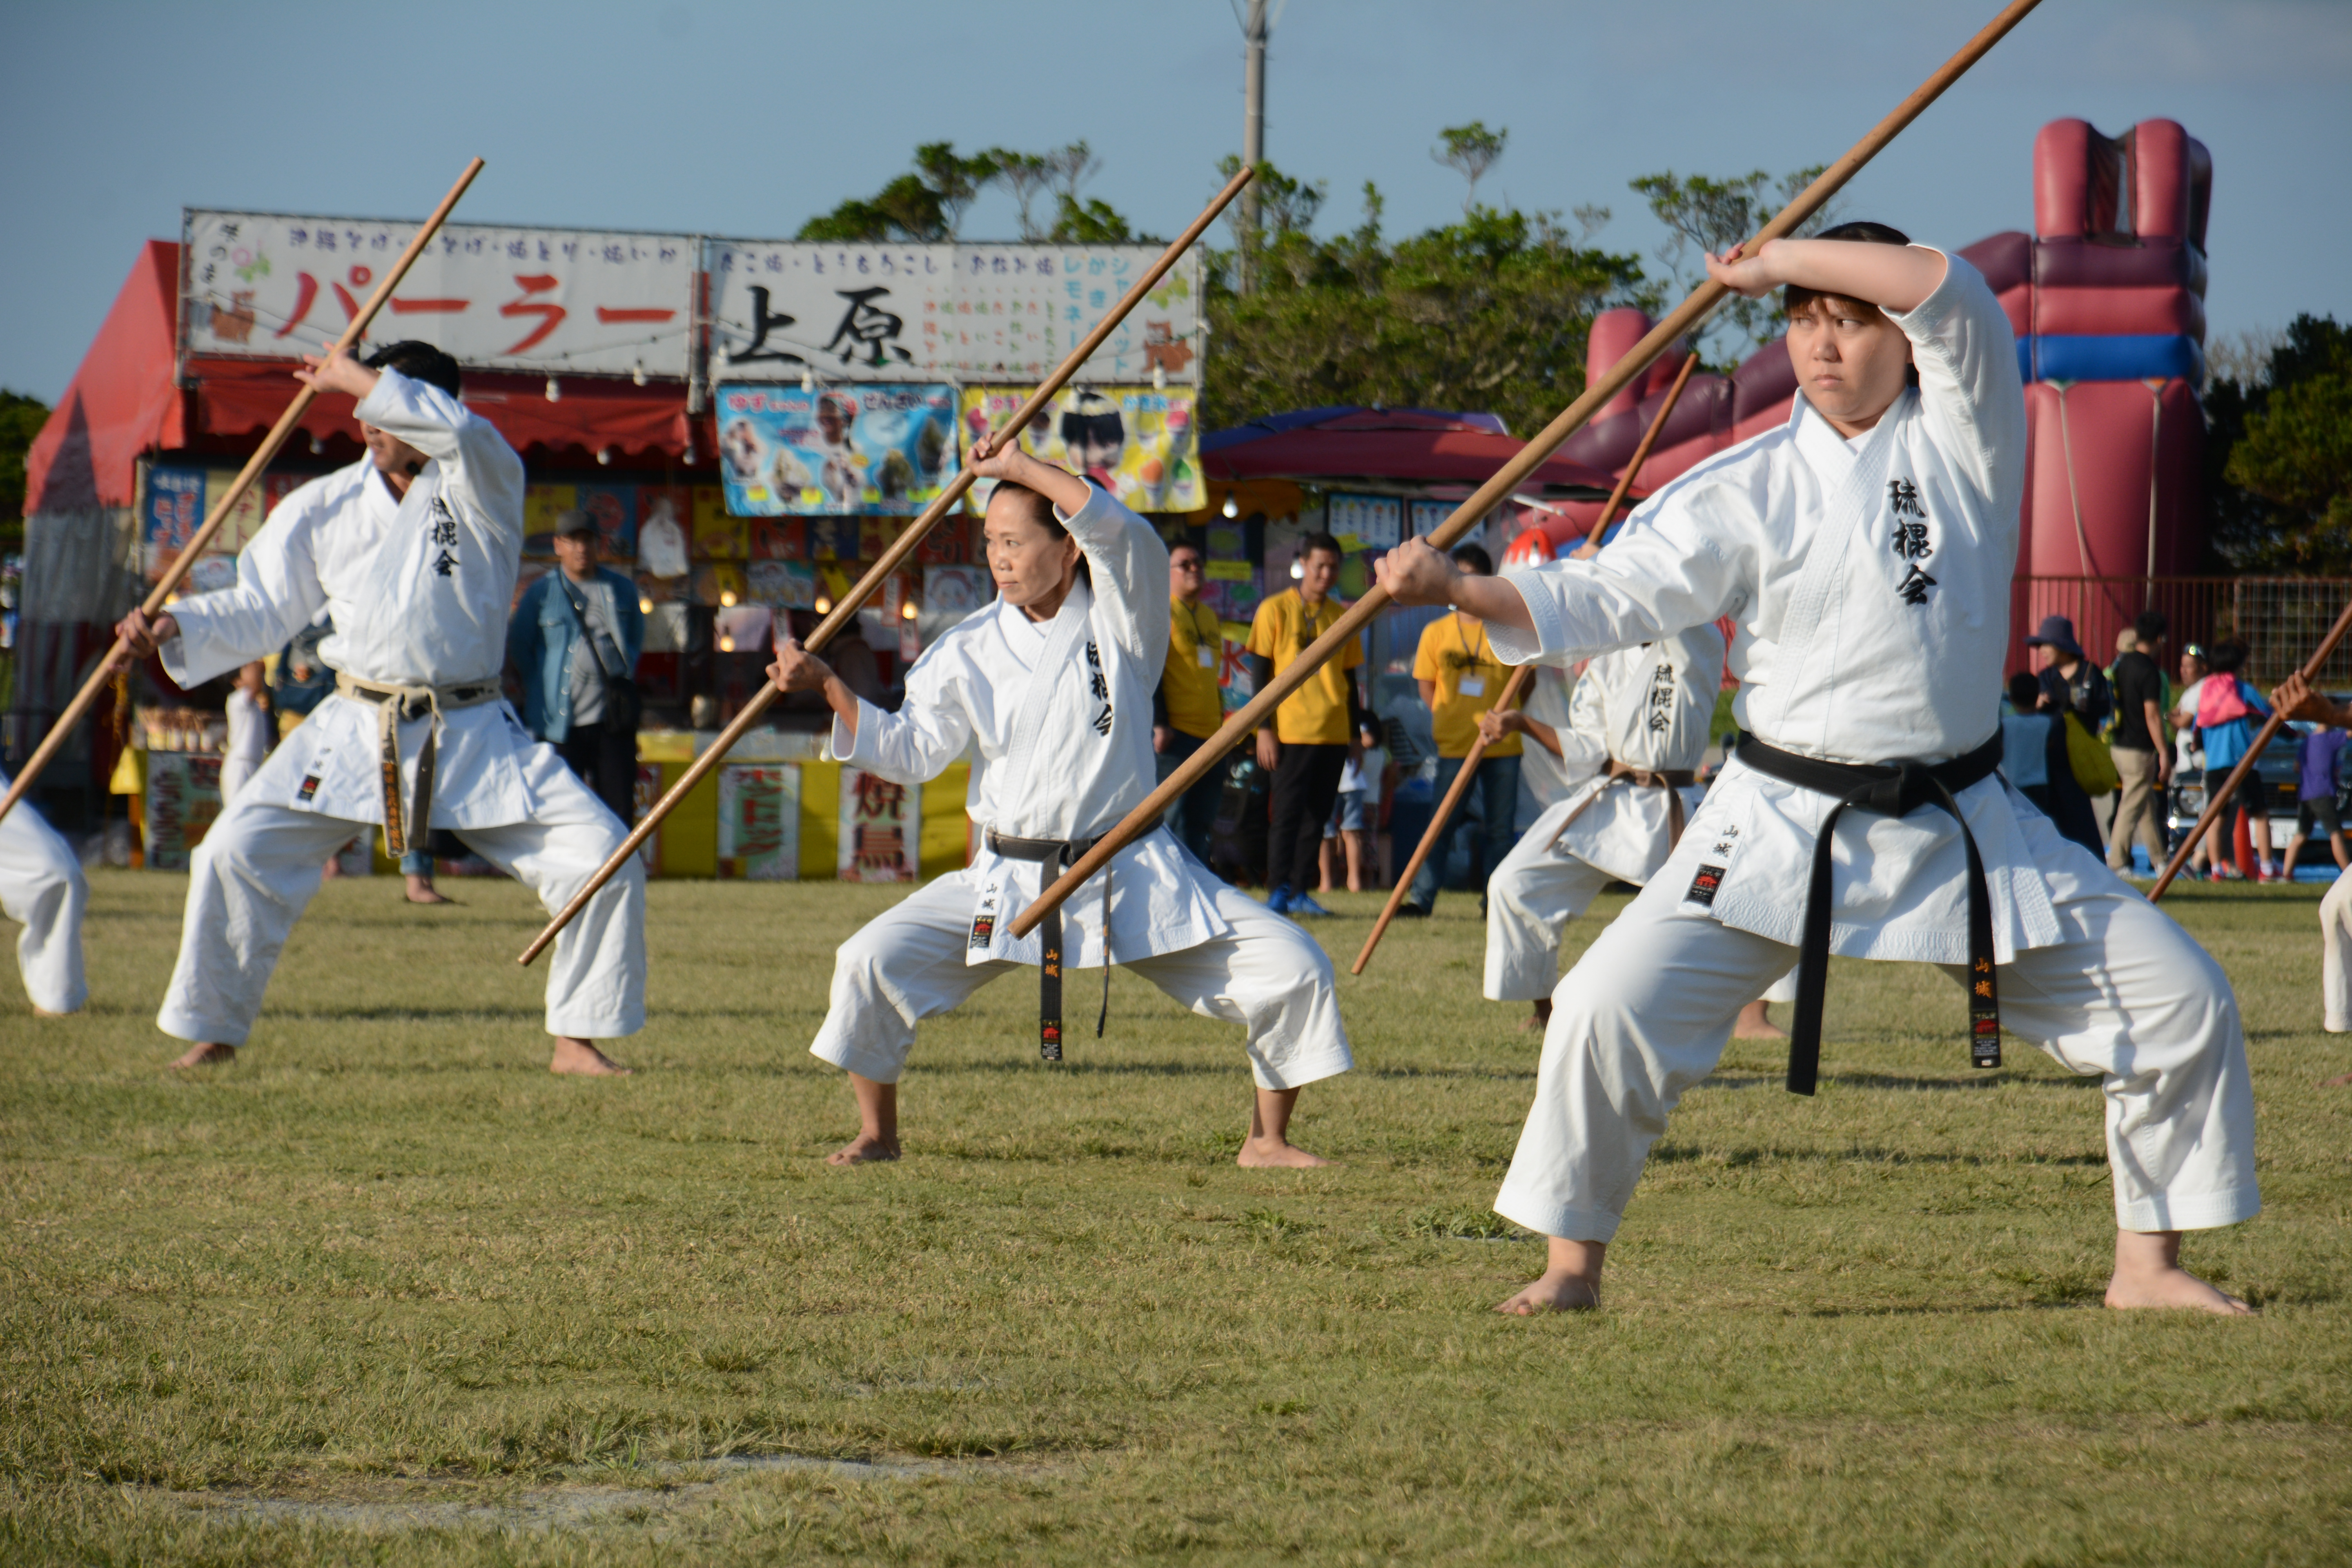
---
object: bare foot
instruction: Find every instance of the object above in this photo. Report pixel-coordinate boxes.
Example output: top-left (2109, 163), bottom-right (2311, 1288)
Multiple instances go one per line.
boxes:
top-left (1495, 1269), bottom-right (1601, 1314)
top-left (549, 1036), bottom-right (632, 1076)
top-left (404, 875), bottom-right (454, 906)
top-left (826, 1132), bottom-right (901, 1165)
top-left (32, 1006), bottom-right (76, 1019)
top-left (2106, 1229), bottom-right (2253, 1315)
top-left (1733, 1000), bottom-right (1788, 1040)
top-left (171, 1042), bottom-right (237, 1068)
top-left (1237, 1136), bottom-right (1328, 1168)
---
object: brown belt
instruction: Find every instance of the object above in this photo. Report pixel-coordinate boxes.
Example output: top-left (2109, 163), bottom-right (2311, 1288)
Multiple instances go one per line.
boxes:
top-left (1544, 760), bottom-right (1696, 853)
top-left (334, 674), bottom-right (501, 858)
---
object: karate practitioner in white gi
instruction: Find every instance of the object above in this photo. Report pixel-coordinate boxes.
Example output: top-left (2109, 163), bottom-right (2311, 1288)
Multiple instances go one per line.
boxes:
top-left (1380, 227), bottom-right (2257, 1315)
top-left (770, 448), bottom-right (1352, 1167)
top-left (0, 773), bottom-right (87, 1016)
top-left (114, 343), bottom-right (644, 1075)
top-left (2263, 671), bottom-right (2352, 1088)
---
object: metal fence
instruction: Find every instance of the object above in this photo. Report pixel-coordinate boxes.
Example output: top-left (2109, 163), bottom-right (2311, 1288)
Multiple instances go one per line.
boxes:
top-left (2016, 577), bottom-right (2352, 687)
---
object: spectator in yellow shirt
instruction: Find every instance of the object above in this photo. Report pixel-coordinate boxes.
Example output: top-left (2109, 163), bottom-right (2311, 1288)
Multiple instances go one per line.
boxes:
top-left (1153, 541), bottom-right (1229, 864)
top-left (1398, 544), bottom-right (1520, 918)
top-left (1246, 532), bottom-right (1368, 918)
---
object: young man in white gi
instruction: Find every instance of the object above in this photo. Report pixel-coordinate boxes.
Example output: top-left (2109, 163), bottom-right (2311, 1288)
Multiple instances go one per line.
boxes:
top-left (114, 342), bottom-right (644, 1075)
top-left (0, 776), bottom-right (87, 1017)
top-left (1379, 226), bottom-right (2257, 1316)
top-left (769, 448), bottom-right (1352, 1167)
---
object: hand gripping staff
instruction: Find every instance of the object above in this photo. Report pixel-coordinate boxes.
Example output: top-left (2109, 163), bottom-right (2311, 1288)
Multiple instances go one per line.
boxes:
top-left (2148, 594), bottom-right (2352, 901)
top-left (518, 164), bottom-right (1257, 967)
top-left (1350, 350), bottom-right (1701, 976)
top-left (1011, 0), bottom-right (2045, 945)
top-left (0, 158), bottom-right (488, 830)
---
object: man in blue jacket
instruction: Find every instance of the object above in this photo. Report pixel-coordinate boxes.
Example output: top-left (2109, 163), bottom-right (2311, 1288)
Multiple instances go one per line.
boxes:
top-left (509, 510), bottom-right (645, 826)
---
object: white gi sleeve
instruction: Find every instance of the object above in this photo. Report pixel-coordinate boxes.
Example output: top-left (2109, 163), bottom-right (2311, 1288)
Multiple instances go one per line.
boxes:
top-left (830, 643), bottom-right (975, 785)
top-left (159, 484), bottom-right (329, 688)
top-left (1488, 472), bottom-right (1751, 670)
top-left (1556, 666), bottom-right (1611, 780)
top-left (353, 367), bottom-right (527, 555)
top-left (1885, 247), bottom-right (2026, 505)
top-left (1056, 483), bottom-right (1171, 669)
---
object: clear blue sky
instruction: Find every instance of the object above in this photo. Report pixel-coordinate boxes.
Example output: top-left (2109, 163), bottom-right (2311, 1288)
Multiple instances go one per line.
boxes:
top-left (5, 0), bottom-right (2347, 403)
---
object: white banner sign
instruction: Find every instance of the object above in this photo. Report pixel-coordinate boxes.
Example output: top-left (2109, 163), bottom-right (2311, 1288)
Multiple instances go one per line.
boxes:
top-left (707, 241), bottom-right (1201, 385)
top-left (182, 210), bottom-right (699, 377)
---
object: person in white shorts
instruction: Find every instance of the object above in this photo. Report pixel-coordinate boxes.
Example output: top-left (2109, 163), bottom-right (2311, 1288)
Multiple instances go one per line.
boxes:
top-left (2266, 671), bottom-right (2352, 1087)
top-left (1379, 225), bottom-right (2257, 1316)
top-left (771, 447), bottom-right (1352, 1167)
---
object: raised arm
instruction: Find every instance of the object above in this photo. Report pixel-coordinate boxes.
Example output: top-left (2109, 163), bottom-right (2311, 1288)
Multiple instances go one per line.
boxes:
top-left (1704, 237), bottom-right (1946, 316)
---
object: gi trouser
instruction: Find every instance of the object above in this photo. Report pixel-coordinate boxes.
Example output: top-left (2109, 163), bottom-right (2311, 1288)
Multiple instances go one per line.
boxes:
top-left (1495, 824), bottom-right (2259, 1241)
top-left (1484, 828), bottom-right (1799, 1007)
top-left (2319, 869), bottom-right (2352, 1034)
top-left (157, 742), bottom-right (645, 1045)
top-left (0, 788), bottom-right (87, 1014)
top-left (811, 868), bottom-right (1354, 1090)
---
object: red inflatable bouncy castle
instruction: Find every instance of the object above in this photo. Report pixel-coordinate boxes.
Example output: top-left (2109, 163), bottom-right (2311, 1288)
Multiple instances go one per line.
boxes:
top-left (1507, 118), bottom-right (2211, 670)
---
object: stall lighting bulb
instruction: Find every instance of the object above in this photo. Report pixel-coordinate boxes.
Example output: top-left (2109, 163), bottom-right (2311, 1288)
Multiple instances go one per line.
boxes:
top-left (597, 446), bottom-right (614, 466)
top-left (1222, 494), bottom-right (1239, 519)
top-left (1290, 557), bottom-right (1305, 580)
top-left (719, 589), bottom-right (737, 607)
top-left (719, 635), bottom-right (735, 653)
top-left (639, 597), bottom-right (654, 614)
top-left (632, 361), bottom-right (648, 387)
top-left (308, 435), bottom-right (325, 456)
top-left (544, 377), bottom-right (561, 403)
top-left (900, 600), bottom-right (918, 620)
top-left (1152, 363), bottom-right (1167, 391)
top-left (801, 367), bottom-right (817, 393)
top-left (814, 596), bottom-right (833, 615)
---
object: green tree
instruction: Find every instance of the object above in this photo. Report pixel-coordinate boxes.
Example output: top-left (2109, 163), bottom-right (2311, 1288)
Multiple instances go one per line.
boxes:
top-left (2208, 315), bottom-right (2352, 571)
top-left (0, 388), bottom-right (48, 528)
top-left (1204, 163), bottom-right (1651, 437)
top-left (1434, 122), bottom-right (1508, 214)
top-left (1628, 166), bottom-right (1836, 361)
top-left (797, 142), bottom-right (1001, 243)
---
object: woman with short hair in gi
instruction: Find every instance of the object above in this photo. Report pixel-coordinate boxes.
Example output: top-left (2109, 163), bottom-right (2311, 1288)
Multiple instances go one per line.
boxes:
top-left (770, 447), bottom-right (1352, 1167)
top-left (1379, 225), bottom-right (2258, 1316)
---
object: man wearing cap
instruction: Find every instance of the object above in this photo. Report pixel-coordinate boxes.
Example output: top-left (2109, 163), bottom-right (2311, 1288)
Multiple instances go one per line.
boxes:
top-left (114, 342), bottom-right (646, 1075)
top-left (2027, 615), bottom-right (2113, 735)
top-left (510, 510), bottom-right (646, 826)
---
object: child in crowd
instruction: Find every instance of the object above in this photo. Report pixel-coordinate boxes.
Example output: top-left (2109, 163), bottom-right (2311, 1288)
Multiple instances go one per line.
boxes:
top-left (1320, 722), bottom-right (1381, 893)
top-left (2281, 721), bottom-right (2350, 880)
top-left (2196, 641), bottom-right (2277, 882)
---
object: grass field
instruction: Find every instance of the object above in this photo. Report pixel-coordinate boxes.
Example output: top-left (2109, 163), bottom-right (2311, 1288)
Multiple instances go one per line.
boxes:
top-left (2, 867), bottom-right (2349, 1564)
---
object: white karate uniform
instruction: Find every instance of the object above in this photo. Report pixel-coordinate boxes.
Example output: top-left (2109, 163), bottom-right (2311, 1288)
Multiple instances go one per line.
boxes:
top-left (2319, 871), bottom-right (2352, 1034)
top-left (154, 368), bottom-right (645, 1046)
top-left (1485, 250), bottom-right (2256, 1240)
top-left (813, 486), bottom-right (1352, 1090)
top-left (1484, 628), bottom-right (1720, 1002)
top-left (0, 770), bottom-right (87, 1014)
top-left (218, 687), bottom-right (269, 803)
top-left (1512, 663), bottom-right (1583, 831)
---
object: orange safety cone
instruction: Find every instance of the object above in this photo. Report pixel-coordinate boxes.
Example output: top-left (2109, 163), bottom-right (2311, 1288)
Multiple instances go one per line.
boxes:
top-left (2234, 806), bottom-right (2257, 880)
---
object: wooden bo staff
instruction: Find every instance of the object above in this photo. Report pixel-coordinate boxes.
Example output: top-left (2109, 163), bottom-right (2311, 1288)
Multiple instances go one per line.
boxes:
top-left (1010, 0), bottom-right (2044, 943)
top-left (0, 158), bottom-right (488, 829)
top-left (2148, 595), bottom-right (2352, 901)
top-left (517, 164), bottom-right (1257, 967)
top-left (1350, 350), bottom-right (1701, 975)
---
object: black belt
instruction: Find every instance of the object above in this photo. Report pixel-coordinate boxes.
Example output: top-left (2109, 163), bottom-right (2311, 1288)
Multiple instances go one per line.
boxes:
top-left (1732, 730), bottom-right (2005, 1096)
top-left (986, 817), bottom-right (1160, 1062)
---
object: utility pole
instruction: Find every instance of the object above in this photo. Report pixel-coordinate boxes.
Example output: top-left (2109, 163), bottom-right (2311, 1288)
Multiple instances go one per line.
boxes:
top-left (1239, 0), bottom-right (1271, 293)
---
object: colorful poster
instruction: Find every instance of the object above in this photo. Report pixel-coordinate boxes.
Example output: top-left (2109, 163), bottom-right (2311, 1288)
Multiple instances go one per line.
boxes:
top-left (141, 464), bottom-right (270, 580)
top-left (714, 604), bottom-right (773, 655)
top-left (183, 212), bottom-right (697, 376)
top-left (576, 484), bottom-right (637, 559)
top-left (748, 559), bottom-right (818, 609)
top-left (838, 767), bottom-right (920, 883)
top-left (922, 564), bottom-right (993, 629)
top-left (748, 518), bottom-right (804, 559)
top-left (706, 241), bottom-right (1201, 384)
top-left (689, 484), bottom-right (746, 558)
top-left (959, 387), bottom-right (1202, 515)
top-left (143, 751), bottom-right (223, 873)
top-left (1329, 493), bottom-right (1404, 551)
top-left (715, 383), bottom-right (957, 517)
top-left (717, 763), bottom-right (800, 880)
